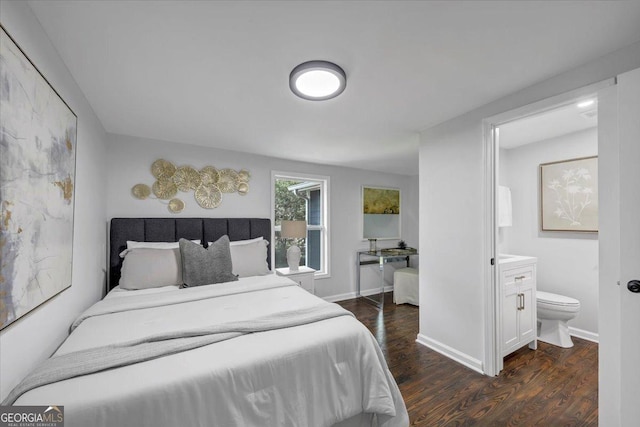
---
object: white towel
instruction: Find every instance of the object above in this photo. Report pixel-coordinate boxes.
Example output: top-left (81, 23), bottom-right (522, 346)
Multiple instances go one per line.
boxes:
top-left (498, 186), bottom-right (513, 227)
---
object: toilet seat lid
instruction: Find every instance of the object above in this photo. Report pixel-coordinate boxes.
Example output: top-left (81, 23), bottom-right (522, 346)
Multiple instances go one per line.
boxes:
top-left (537, 291), bottom-right (580, 306)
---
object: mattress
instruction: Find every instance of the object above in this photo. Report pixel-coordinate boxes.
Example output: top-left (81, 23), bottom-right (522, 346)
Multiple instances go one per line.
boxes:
top-left (13, 275), bottom-right (409, 427)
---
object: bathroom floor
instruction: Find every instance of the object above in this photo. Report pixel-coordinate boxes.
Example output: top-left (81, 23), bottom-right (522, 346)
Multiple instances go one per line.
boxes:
top-left (339, 293), bottom-right (598, 426)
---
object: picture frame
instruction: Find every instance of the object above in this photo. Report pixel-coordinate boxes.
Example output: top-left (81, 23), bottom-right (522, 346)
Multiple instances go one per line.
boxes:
top-left (540, 156), bottom-right (598, 232)
top-left (362, 186), bottom-right (401, 240)
top-left (0, 25), bottom-right (78, 329)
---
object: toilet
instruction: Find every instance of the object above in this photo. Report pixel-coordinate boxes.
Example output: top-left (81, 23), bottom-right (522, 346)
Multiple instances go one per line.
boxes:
top-left (536, 291), bottom-right (581, 348)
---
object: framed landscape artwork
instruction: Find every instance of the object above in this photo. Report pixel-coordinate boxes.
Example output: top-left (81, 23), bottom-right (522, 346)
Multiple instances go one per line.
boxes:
top-left (540, 156), bottom-right (598, 232)
top-left (362, 186), bottom-right (401, 239)
top-left (0, 26), bottom-right (78, 330)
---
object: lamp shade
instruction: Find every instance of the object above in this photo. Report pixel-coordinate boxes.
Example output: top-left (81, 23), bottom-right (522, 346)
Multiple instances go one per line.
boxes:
top-left (281, 220), bottom-right (307, 239)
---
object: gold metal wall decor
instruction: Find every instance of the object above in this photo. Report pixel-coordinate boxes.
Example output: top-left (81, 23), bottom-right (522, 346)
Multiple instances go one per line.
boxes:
top-left (152, 177), bottom-right (178, 199)
top-left (237, 182), bottom-right (249, 196)
top-left (238, 169), bottom-right (251, 182)
top-left (173, 166), bottom-right (201, 192)
top-left (195, 183), bottom-right (222, 208)
top-left (130, 159), bottom-right (251, 213)
top-left (200, 166), bottom-right (219, 185)
top-left (168, 198), bottom-right (185, 213)
top-left (151, 159), bottom-right (176, 179)
top-left (131, 183), bottom-right (151, 199)
top-left (218, 168), bottom-right (239, 193)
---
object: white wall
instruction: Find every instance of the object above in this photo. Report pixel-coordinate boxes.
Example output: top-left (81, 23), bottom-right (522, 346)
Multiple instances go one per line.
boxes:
top-left (418, 40), bottom-right (640, 377)
top-left (0, 1), bottom-right (108, 401)
top-left (500, 128), bottom-right (598, 337)
top-left (106, 134), bottom-right (419, 300)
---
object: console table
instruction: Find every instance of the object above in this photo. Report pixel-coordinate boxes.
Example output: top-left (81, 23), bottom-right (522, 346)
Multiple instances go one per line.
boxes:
top-left (356, 248), bottom-right (418, 309)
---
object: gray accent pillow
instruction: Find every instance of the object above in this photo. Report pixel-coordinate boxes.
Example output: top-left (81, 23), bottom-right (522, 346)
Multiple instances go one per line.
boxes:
top-left (119, 248), bottom-right (182, 290)
top-left (179, 236), bottom-right (238, 287)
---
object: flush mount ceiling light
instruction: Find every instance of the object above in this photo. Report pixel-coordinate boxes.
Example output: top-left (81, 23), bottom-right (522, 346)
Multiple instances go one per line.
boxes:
top-left (289, 60), bottom-right (346, 101)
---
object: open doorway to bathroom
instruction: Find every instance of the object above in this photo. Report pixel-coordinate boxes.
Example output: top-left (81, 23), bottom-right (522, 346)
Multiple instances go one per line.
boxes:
top-left (482, 80), bottom-right (612, 376)
top-left (498, 100), bottom-right (598, 351)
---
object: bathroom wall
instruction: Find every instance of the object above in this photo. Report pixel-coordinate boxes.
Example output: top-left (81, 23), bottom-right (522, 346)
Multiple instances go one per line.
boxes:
top-left (500, 127), bottom-right (598, 339)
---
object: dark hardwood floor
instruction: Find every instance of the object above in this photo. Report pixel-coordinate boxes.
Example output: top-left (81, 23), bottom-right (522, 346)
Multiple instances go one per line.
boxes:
top-left (337, 293), bottom-right (598, 426)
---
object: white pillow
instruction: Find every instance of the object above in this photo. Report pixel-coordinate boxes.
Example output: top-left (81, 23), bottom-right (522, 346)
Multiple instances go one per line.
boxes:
top-left (229, 237), bottom-right (264, 246)
top-left (119, 248), bottom-right (183, 290)
top-left (119, 240), bottom-right (201, 258)
top-left (226, 238), bottom-right (270, 277)
top-left (208, 237), bottom-right (264, 248)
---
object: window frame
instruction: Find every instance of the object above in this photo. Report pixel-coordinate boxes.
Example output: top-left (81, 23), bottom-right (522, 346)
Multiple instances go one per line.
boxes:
top-left (271, 171), bottom-right (330, 278)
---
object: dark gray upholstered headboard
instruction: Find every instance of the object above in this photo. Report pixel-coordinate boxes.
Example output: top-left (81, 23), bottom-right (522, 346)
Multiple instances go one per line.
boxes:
top-left (109, 218), bottom-right (271, 290)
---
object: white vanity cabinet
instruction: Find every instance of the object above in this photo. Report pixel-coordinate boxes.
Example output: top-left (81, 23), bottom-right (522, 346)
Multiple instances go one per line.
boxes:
top-left (499, 255), bottom-right (537, 357)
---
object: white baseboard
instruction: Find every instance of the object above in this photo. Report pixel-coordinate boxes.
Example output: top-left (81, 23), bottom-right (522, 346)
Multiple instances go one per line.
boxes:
top-left (360, 285), bottom-right (394, 297)
top-left (416, 333), bottom-right (484, 374)
top-left (323, 286), bottom-right (394, 303)
top-left (569, 326), bottom-right (599, 343)
top-left (323, 292), bottom-right (356, 302)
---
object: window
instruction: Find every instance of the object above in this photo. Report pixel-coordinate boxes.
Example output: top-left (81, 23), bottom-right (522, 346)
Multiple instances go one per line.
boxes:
top-left (272, 172), bottom-right (329, 276)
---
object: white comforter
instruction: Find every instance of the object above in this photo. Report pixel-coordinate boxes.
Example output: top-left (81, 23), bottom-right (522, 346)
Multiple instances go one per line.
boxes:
top-left (14, 275), bottom-right (409, 427)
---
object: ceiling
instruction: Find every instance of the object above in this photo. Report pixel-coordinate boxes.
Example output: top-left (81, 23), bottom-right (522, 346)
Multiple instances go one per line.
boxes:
top-left (499, 99), bottom-right (598, 149)
top-left (28, 1), bottom-right (640, 175)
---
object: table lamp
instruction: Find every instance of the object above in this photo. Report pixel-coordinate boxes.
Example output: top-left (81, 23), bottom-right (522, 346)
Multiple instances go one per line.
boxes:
top-left (280, 220), bottom-right (307, 271)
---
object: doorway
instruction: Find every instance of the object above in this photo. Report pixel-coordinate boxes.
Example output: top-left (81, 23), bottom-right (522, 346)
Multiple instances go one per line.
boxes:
top-left (482, 79), bottom-right (613, 376)
top-left (480, 68), bottom-right (640, 424)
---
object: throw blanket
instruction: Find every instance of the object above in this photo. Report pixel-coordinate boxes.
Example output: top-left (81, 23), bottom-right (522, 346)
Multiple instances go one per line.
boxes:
top-left (3, 303), bottom-right (352, 406)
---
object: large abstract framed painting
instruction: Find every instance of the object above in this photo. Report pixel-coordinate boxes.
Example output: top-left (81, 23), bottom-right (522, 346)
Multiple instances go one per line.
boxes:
top-left (540, 156), bottom-right (598, 232)
top-left (0, 26), bottom-right (78, 330)
top-left (362, 186), bottom-right (401, 239)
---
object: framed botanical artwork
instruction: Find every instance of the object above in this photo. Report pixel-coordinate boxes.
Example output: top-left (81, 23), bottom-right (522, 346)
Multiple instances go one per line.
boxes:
top-left (362, 186), bottom-right (401, 239)
top-left (0, 25), bottom-right (78, 329)
top-left (540, 156), bottom-right (598, 232)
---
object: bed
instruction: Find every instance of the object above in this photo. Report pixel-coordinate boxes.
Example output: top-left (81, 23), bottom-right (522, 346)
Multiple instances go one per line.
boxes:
top-left (5, 218), bottom-right (409, 427)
